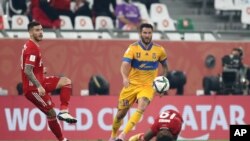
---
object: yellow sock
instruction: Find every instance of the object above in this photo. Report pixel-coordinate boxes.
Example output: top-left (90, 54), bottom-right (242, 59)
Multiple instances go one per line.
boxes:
top-left (123, 110), bottom-right (143, 134)
top-left (111, 117), bottom-right (123, 138)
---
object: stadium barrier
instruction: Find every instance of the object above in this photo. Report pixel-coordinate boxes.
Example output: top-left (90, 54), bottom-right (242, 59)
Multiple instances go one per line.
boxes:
top-left (0, 95), bottom-right (250, 140)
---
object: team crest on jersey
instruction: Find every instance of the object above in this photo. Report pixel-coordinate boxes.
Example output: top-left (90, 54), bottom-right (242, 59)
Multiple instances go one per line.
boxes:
top-left (136, 52), bottom-right (141, 58)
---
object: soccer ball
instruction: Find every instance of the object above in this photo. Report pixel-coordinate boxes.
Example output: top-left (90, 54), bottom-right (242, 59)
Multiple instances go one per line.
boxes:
top-left (153, 76), bottom-right (170, 93)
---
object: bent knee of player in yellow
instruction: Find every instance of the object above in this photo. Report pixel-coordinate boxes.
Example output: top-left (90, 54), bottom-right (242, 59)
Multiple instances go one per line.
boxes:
top-left (137, 97), bottom-right (150, 111)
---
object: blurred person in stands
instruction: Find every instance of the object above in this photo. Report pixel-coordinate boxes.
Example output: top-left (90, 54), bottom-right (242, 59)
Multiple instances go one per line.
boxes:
top-left (50, 0), bottom-right (75, 26)
top-left (31, 0), bottom-right (60, 28)
top-left (115, 0), bottom-right (144, 31)
top-left (73, 0), bottom-right (92, 17)
top-left (92, 0), bottom-right (116, 21)
top-left (129, 109), bottom-right (183, 141)
top-left (8, 0), bottom-right (28, 17)
top-left (109, 23), bottom-right (169, 141)
top-left (21, 21), bottom-right (77, 141)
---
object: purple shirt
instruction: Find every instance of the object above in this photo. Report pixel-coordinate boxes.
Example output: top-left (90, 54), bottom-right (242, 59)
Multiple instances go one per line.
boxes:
top-left (115, 2), bottom-right (141, 29)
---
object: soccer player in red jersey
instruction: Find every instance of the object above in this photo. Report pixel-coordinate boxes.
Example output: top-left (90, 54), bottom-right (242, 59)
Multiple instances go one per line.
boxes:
top-left (21, 21), bottom-right (77, 141)
top-left (128, 109), bottom-right (183, 141)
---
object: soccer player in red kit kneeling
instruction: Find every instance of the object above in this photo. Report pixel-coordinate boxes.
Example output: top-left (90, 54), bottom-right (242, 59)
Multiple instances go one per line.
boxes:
top-left (129, 110), bottom-right (183, 141)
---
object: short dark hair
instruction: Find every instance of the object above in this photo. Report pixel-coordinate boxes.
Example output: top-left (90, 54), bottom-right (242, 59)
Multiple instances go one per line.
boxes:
top-left (139, 23), bottom-right (153, 32)
top-left (156, 129), bottom-right (175, 141)
top-left (232, 47), bottom-right (243, 57)
top-left (28, 21), bottom-right (41, 31)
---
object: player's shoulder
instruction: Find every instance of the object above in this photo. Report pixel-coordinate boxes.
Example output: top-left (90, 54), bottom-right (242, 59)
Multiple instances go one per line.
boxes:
top-left (152, 42), bottom-right (164, 50)
top-left (128, 41), bottom-right (140, 49)
top-left (24, 40), bottom-right (39, 52)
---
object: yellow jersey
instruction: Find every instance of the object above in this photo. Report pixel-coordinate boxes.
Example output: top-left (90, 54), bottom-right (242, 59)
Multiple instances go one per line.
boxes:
top-left (123, 41), bottom-right (167, 86)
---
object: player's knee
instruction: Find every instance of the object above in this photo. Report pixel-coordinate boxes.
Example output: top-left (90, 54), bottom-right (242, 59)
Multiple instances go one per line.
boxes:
top-left (46, 109), bottom-right (57, 118)
top-left (61, 77), bottom-right (72, 85)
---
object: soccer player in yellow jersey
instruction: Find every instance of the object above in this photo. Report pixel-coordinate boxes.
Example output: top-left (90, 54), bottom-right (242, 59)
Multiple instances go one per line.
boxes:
top-left (109, 23), bottom-right (169, 141)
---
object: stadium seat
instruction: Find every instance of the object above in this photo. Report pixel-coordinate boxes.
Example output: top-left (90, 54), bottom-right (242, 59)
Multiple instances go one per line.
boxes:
top-left (6, 31), bottom-right (29, 38)
top-left (204, 33), bottom-right (216, 41)
top-left (133, 2), bottom-right (151, 23)
top-left (241, 4), bottom-right (250, 27)
top-left (61, 32), bottom-right (78, 39)
top-left (214, 0), bottom-right (241, 11)
top-left (166, 33), bottom-right (183, 41)
top-left (95, 16), bottom-right (114, 30)
top-left (184, 33), bottom-right (202, 41)
top-left (156, 18), bottom-right (176, 31)
top-left (2, 15), bottom-right (10, 29)
top-left (77, 32), bottom-right (100, 39)
top-left (59, 15), bottom-right (73, 30)
top-left (150, 3), bottom-right (170, 23)
top-left (11, 15), bottom-right (29, 29)
top-left (43, 32), bottom-right (57, 39)
top-left (75, 16), bottom-right (94, 30)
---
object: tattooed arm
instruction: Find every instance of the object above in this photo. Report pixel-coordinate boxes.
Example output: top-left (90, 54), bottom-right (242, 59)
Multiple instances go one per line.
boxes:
top-left (24, 64), bottom-right (45, 96)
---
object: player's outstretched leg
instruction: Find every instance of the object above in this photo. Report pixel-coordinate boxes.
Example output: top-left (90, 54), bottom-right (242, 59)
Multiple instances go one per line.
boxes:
top-left (57, 77), bottom-right (77, 123)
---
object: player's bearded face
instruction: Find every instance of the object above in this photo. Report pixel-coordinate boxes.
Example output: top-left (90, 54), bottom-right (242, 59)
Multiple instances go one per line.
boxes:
top-left (140, 28), bottom-right (152, 45)
top-left (31, 25), bottom-right (43, 42)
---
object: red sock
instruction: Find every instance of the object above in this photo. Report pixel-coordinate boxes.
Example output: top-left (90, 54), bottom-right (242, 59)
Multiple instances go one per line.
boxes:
top-left (60, 84), bottom-right (72, 110)
top-left (48, 117), bottom-right (64, 140)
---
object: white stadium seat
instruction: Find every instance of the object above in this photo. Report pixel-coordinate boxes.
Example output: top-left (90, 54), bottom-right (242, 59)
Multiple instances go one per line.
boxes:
top-left (157, 18), bottom-right (176, 31)
top-left (241, 4), bottom-right (250, 26)
top-left (150, 3), bottom-right (170, 23)
top-left (59, 15), bottom-right (73, 30)
top-left (133, 2), bottom-right (151, 22)
top-left (43, 32), bottom-right (57, 39)
top-left (95, 16), bottom-right (114, 30)
top-left (75, 16), bottom-right (94, 30)
top-left (204, 33), bottom-right (216, 41)
top-left (166, 33), bottom-right (182, 41)
top-left (11, 15), bottom-right (29, 29)
top-left (184, 33), bottom-right (202, 41)
top-left (214, 0), bottom-right (243, 11)
top-left (2, 15), bottom-right (10, 29)
top-left (6, 31), bottom-right (29, 38)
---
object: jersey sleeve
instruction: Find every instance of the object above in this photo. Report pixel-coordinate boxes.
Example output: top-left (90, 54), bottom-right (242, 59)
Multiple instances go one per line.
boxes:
top-left (159, 47), bottom-right (167, 64)
top-left (24, 46), bottom-right (39, 66)
top-left (115, 4), bottom-right (124, 17)
top-left (123, 45), bottom-right (134, 63)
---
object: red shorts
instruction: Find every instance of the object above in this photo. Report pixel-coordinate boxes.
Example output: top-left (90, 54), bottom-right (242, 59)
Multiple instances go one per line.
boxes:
top-left (25, 76), bottom-right (60, 114)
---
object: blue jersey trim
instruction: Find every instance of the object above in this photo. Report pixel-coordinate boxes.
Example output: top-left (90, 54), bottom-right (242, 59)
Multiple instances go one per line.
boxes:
top-left (138, 40), bottom-right (153, 51)
top-left (131, 59), bottom-right (159, 70)
top-left (123, 57), bottom-right (132, 63)
top-left (160, 59), bottom-right (167, 65)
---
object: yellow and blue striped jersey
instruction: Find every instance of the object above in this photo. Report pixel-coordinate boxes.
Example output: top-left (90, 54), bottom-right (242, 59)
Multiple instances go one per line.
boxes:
top-left (123, 41), bottom-right (167, 86)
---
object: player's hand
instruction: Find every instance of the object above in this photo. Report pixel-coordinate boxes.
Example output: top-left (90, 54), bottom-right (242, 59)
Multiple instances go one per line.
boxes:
top-left (123, 78), bottom-right (130, 88)
top-left (37, 86), bottom-right (46, 96)
top-left (43, 67), bottom-right (47, 74)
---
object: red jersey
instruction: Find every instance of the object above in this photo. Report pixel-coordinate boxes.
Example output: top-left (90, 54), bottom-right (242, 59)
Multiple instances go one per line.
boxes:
top-left (151, 110), bottom-right (183, 137)
top-left (21, 40), bottom-right (44, 94)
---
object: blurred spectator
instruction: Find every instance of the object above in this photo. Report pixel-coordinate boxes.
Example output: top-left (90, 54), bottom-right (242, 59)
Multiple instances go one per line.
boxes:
top-left (132, 0), bottom-right (159, 10)
top-left (115, 0), bottom-right (143, 30)
top-left (92, 0), bottom-right (116, 20)
top-left (50, 0), bottom-right (75, 26)
top-left (16, 82), bottom-right (23, 95)
top-left (31, 0), bottom-right (60, 28)
top-left (74, 0), bottom-right (92, 17)
top-left (9, 0), bottom-right (28, 17)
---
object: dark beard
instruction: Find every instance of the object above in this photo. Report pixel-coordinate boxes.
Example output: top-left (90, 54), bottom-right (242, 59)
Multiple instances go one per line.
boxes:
top-left (141, 37), bottom-right (151, 45)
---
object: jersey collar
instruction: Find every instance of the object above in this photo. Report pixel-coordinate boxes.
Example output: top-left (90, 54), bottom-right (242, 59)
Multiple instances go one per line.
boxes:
top-left (138, 40), bottom-right (153, 50)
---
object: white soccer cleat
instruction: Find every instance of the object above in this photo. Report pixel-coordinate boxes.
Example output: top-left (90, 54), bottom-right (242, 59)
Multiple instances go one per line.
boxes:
top-left (109, 137), bottom-right (116, 141)
top-left (61, 138), bottom-right (69, 141)
top-left (116, 133), bottom-right (126, 141)
top-left (57, 112), bottom-right (77, 124)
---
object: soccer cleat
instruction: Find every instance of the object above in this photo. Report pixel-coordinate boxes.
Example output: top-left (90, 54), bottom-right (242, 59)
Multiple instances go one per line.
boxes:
top-left (61, 138), bottom-right (69, 141)
top-left (115, 133), bottom-right (126, 141)
top-left (109, 137), bottom-right (116, 141)
top-left (57, 112), bottom-right (77, 124)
